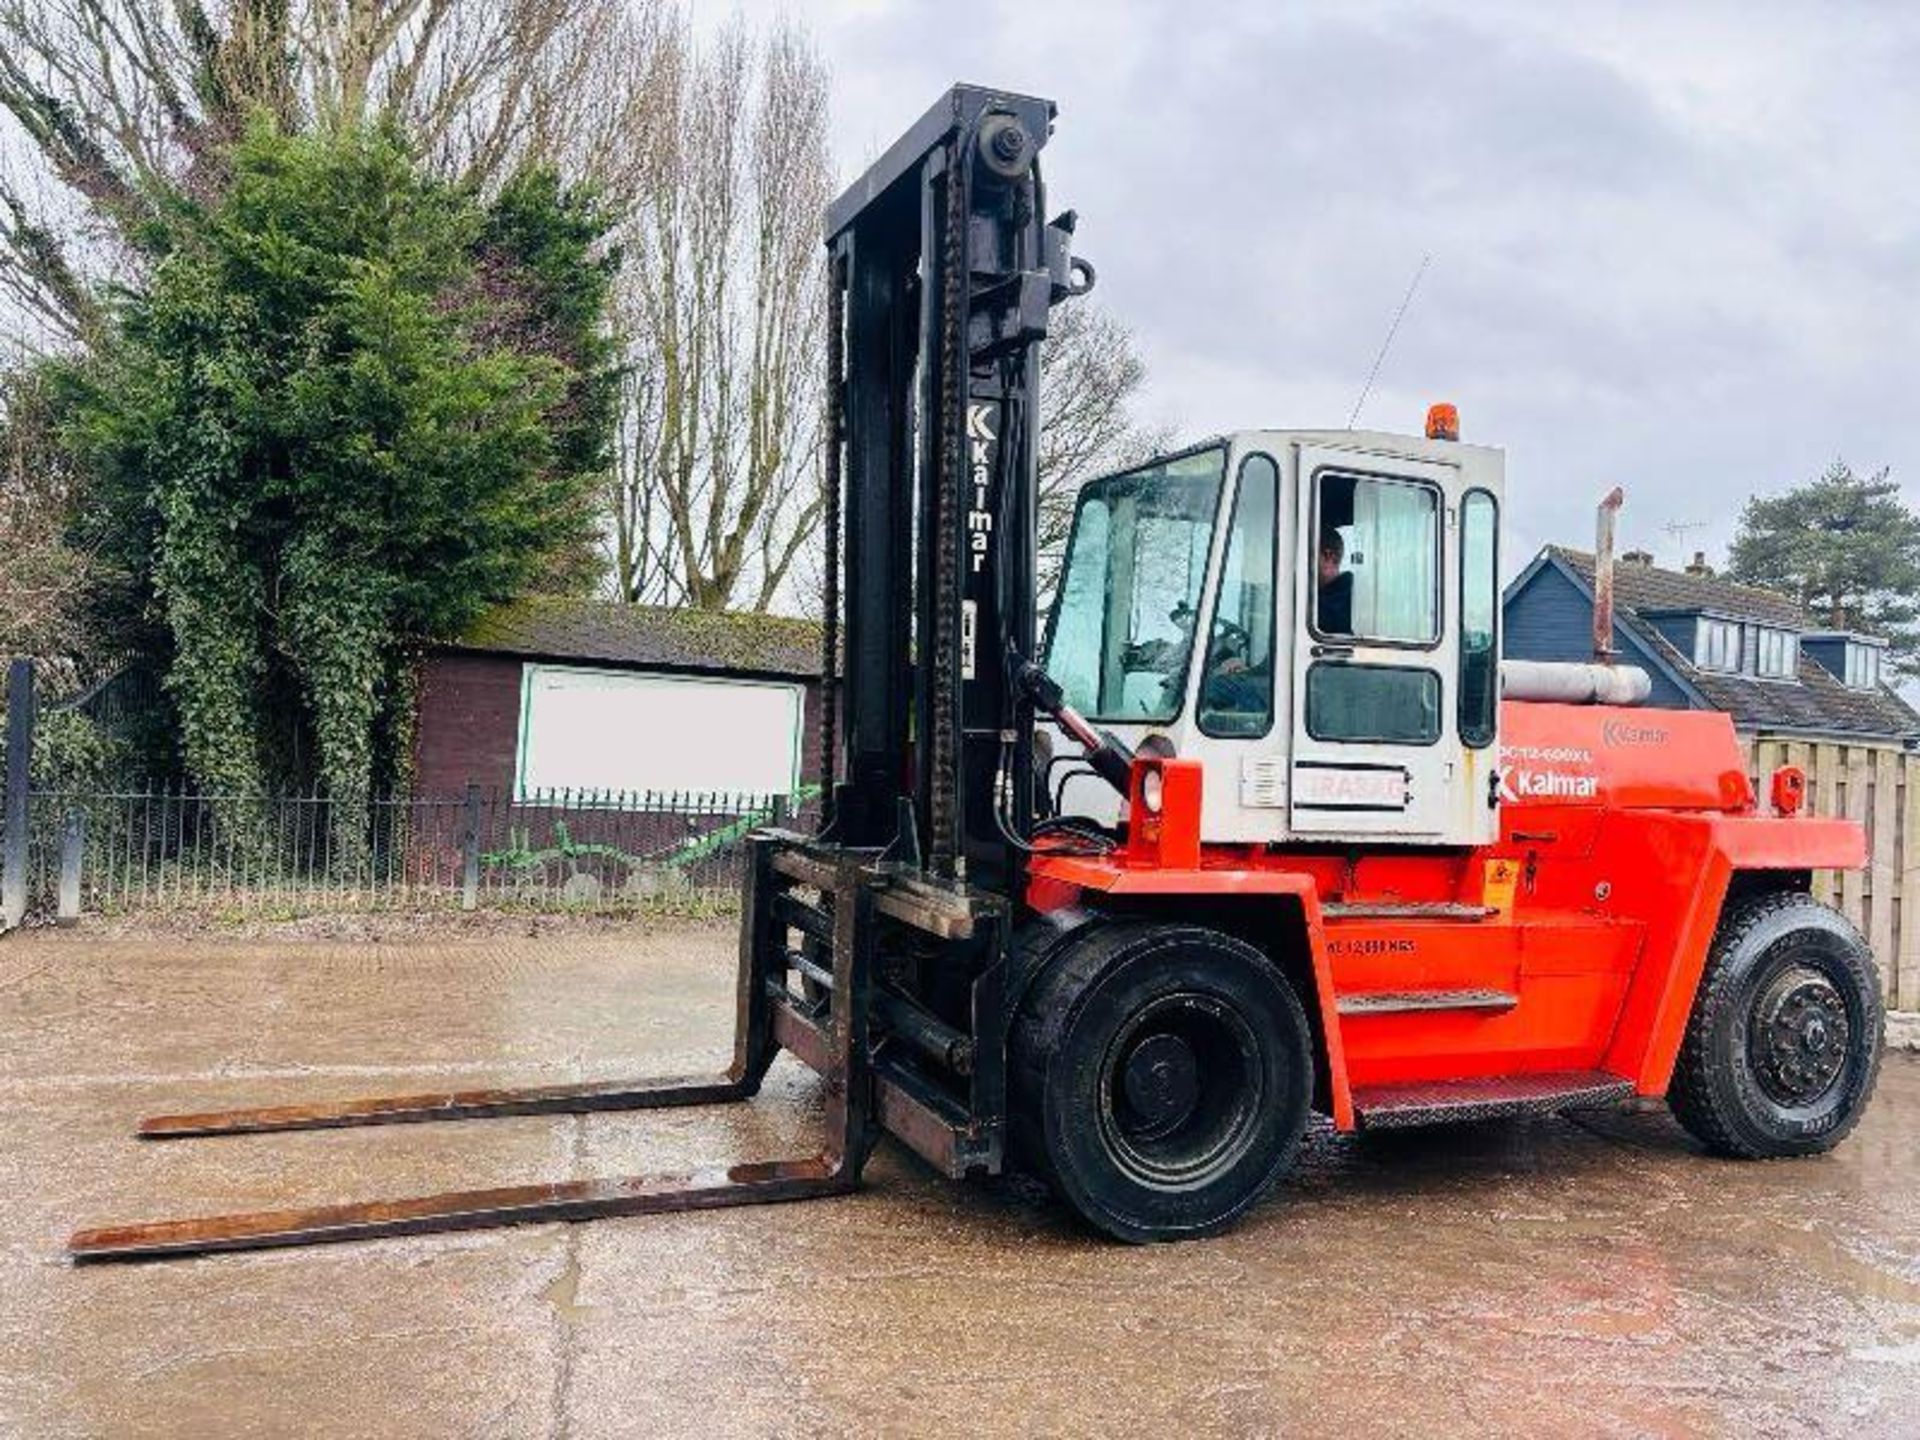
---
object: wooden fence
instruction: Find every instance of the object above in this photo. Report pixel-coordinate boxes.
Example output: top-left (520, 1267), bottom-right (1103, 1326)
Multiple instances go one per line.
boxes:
top-left (1745, 737), bottom-right (1919, 1011)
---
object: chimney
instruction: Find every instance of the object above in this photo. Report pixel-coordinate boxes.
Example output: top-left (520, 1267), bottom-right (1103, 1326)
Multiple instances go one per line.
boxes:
top-left (1685, 550), bottom-right (1713, 578)
top-left (1620, 548), bottom-right (1653, 567)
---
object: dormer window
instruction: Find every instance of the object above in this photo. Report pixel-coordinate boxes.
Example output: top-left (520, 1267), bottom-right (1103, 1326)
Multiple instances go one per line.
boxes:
top-left (1799, 631), bottom-right (1888, 690)
top-left (1695, 618), bottom-right (1741, 672)
top-left (1844, 642), bottom-right (1883, 690)
top-left (1691, 618), bottom-right (1797, 679)
top-left (1751, 626), bottom-right (1797, 680)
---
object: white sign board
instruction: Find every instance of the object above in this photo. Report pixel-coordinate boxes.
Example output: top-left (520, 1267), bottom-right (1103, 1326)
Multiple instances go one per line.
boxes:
top-left (516, 665), bottom-right (802, 801)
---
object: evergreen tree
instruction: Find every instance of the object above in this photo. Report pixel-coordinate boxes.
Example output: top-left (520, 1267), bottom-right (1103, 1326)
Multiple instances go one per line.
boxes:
top-left (1727, 461), bottom-right (1920, 673)
top-left (63, 121), bottom-right (616, 852)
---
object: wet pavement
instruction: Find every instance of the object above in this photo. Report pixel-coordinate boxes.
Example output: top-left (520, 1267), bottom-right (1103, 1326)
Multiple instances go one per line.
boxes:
top-left (2, 924), bottom-right (1917, 1437)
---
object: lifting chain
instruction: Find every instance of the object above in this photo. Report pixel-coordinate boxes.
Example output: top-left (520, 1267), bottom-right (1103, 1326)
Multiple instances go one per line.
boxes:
top-left (928, 137), bottom-right (968, 878)
top-left (818, 253), bottom-right (846, 836)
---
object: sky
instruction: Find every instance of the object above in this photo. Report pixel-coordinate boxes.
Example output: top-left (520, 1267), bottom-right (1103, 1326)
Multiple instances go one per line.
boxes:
top-left (706, 0), bottom-right (1920, 578)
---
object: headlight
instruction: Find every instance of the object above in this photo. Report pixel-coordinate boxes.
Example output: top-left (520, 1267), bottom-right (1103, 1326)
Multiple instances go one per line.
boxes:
top-left (1140, 767), bottom-right (1164, 815)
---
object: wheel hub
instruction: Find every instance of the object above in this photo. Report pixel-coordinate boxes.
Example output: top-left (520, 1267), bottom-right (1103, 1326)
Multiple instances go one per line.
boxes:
top-left (1750, 965), bottom-right (1851, 1106)
top-left (1097, 992), bottom-right (1265, 1187)
top-left (1121, 1033), bottom-right (1201, 1140)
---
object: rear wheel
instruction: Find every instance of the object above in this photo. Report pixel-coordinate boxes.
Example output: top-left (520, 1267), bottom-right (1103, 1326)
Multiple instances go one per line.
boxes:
top-left (1012, 922), bottom-right (1312, 1242)
top-left (1669, 891), bottom-right (1883, 1158)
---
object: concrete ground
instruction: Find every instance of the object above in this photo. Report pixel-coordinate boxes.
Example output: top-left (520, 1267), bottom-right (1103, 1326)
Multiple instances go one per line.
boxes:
top-left (2, 924), bottom-right (1917, 1438)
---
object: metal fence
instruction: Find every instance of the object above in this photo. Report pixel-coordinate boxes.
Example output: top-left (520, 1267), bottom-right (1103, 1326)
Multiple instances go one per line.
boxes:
top-left (9, 782), bottom-right (817, 920)
top-left (0, 657), bottom-right (819, 922)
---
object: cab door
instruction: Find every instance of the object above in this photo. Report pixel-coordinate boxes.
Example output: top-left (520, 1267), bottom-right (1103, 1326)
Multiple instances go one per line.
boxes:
top-left (1287, 444), bottom-right (1466, 840)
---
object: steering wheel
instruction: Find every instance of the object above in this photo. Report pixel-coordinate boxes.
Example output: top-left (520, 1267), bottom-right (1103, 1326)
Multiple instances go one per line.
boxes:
top-left (1210, 616), bottom-right (1251, 661)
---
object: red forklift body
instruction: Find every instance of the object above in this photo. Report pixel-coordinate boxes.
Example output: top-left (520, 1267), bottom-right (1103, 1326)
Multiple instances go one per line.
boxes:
top-left (1028, 700), bottom-right (1865, 1131)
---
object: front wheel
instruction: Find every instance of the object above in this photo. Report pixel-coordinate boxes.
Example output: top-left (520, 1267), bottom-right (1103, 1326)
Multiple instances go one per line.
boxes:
top-left (1012, 922), bottom-right (1313, 1242)
top-left (1669, 891), bottom-right (1883, 1158)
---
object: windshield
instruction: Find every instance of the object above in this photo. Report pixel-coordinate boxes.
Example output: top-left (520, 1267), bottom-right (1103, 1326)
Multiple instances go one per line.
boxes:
top-left (1044, 447), bottom-right (1227, 722)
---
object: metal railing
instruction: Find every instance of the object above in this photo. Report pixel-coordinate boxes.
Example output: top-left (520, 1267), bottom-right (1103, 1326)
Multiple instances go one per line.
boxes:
top-left (10, 782), bottom-right (820, 921)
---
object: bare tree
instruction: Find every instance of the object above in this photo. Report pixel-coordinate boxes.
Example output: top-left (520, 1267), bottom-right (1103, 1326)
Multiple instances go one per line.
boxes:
top-left (1, 2), bottom-right (1164, 623)
top-left (1037, 299), bottom-right (1173, 590)
top-left (606, 15), bottom-right (831, 613)
top-left (0, 0), bottom-right (661, 351)
top-left (0, 362), bottom-right (89, 654)
top-left (607, 82), bottom-right (1164, 615)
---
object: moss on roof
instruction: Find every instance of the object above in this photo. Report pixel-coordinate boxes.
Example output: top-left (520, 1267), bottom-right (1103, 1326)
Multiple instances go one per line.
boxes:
top-left (445, 598), bottom-right (823, 677)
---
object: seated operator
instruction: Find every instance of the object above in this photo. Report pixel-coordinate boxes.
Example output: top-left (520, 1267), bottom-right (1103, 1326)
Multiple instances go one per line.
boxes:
top-left (1151, 601), bottom-right (1199, 710)
top-left (1317, 526), bottom-right (1354, 635)
top-left (1200, 631), bottom-right (1265, 722)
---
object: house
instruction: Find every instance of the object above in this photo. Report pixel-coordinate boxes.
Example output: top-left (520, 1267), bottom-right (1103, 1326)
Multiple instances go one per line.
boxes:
top-left (413, 599), bottom-right (826, 800)
top-left (1503, 546), bottom-right (1920, 745)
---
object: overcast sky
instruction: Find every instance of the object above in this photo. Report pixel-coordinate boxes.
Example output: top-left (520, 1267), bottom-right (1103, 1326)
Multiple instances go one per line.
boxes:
top-left (713, 0), bottom-right (1920, 577)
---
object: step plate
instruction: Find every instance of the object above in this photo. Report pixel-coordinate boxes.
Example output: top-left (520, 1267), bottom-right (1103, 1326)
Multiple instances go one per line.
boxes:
top-left (1352, 1070), bottom-right (1634, 1130)
top-left (1336, 989), bottom-right (1518, 1017)
top-left (1321, 902), bottom-right (1496, 921)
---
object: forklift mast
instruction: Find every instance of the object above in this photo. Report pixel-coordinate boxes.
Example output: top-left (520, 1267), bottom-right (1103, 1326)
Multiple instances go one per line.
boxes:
top-left (821, 84), bottom-right (1091, 892)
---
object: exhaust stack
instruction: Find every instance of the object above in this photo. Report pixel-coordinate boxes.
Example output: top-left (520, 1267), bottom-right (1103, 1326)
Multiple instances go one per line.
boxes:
top-left (1593, 486), bottom-right (1624, 663)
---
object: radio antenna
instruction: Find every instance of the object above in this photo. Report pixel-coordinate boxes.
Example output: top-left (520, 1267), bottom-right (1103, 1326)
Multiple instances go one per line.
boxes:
top-left (1347, 253), bottom-right (1431, 430)
top-left (1662, 518), bottom-right (1708, 564)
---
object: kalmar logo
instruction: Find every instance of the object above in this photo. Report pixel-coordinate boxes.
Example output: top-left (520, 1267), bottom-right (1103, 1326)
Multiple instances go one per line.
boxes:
top-left (1602, 718), bottom-right (1667, 747)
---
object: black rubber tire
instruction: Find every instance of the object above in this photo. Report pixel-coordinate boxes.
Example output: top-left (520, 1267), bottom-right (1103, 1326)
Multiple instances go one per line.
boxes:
top-left (1011, 922), bottom-right (1313, 1242)
top-left (1668, 890), bottom-right (1883, 1159)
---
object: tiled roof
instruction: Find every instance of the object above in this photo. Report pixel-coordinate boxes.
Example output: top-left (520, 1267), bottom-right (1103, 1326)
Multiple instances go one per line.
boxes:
top-left (1550, 547), bottom-right (1809, 627)
top-left (440, 598), bottom-right (823, 678)
top-left (1540, 548), bottom-right (1920, 740)
top-left (1683, 658), bottom-right (1919, 740)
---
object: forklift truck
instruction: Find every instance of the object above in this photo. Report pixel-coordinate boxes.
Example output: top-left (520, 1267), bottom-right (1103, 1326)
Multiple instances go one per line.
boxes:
top-left (72, 84), bottom-right (1883, 1261)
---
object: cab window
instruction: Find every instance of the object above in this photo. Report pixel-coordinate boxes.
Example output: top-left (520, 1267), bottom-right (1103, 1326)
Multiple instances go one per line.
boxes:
top-left (1306, 664), bottom-right (1441, 745)
top-left (1044, 448), bottom-right (1227, 721)
top-left (1312, 471), bottom-right (1440, 645)
top-left (1458, 489), bottom-right (1498, 746)
top-left (1198, 454), bottom-right (1278, 737)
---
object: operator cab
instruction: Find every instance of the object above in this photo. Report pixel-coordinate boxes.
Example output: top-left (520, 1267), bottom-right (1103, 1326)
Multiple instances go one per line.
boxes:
top-left (1042, 421), bottom-right (1503, 847)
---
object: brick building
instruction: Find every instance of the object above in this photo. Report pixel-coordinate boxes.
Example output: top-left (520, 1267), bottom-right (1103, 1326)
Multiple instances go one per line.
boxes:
top-left (413, 599), bottom-right (826, 801)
